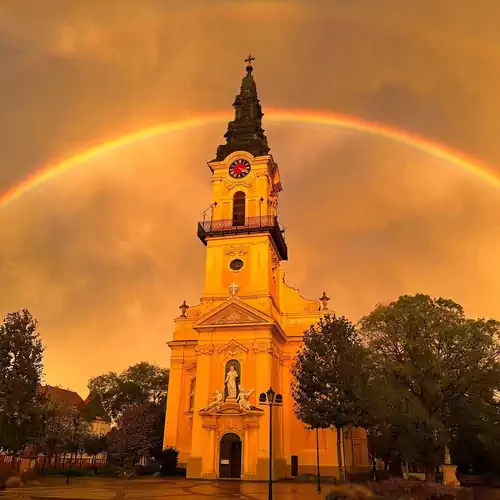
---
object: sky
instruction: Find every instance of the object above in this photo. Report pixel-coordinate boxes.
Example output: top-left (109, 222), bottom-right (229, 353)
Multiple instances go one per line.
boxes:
top-left (1, 0), bottom-right (500, 396)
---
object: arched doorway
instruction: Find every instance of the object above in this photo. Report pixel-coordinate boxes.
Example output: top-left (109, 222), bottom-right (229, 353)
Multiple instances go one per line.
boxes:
top-left (219, 433), bottom-right (242, 479)
top-left (232, 191), bottom-right (246, 227)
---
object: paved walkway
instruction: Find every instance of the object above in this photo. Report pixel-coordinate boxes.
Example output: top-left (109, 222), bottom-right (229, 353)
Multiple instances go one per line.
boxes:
top-left (0, 477), bottom-right (328, 500)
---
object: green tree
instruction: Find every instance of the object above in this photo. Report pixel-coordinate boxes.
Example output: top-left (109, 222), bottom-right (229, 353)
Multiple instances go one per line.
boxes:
top-left (0, 309), bottom-right (44, 453)
top-left (83, 435), bottom-right (107, 471)
top-left (35, 397), bottom-right (73, 470)
top-left (360, 294), bottom-right (500, 480)
top-left (291, 314), bottom-right (370, 479)
top-left (449, 389), bottom-right (500, 476)
top-left (118, 402), bottom-right (165, 466)
top-left (58, 407), bottom-right (91, 468)
top-left (106, 426), bottom-right (127, 466)
top-left (88, 362), bottom-right (169, 420)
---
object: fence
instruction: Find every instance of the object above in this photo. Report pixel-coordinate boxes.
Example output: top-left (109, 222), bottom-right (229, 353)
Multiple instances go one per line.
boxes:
top-left (0, 452), bottom-right (107, 475)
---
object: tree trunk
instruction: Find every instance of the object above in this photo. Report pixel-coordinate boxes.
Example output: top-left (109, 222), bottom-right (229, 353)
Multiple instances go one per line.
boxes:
top-left (336, 426), bottom-right (344, 481)
top-left (425, 464), bottom-right (436, 482)
top-left (389, 459), bottom-right (402, 476)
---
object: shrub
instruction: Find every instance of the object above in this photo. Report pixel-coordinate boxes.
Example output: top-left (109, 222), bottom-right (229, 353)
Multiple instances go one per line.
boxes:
top-left (97, 465), bottom-right (122, 477)
top-left (158, 447), bottom-right (179, 476)
top-left (42, 467), bottom-right (94, 477)
top-left (325, 484), bottom-right (374, 499)
top-left (134, 464), bottom-right (160, 476)
top-left (4, 476), bottom-right (22, 489)
top-left (370, 478), bottom-right (473, 500)
top-left (20, 469), bottom-right (39, 484)
top-left (347, 470), bottom-right (373, 483)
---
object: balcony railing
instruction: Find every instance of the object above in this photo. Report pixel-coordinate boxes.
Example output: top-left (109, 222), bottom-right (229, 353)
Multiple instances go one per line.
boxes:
top-left (197, 215), bottom-right (288, 260)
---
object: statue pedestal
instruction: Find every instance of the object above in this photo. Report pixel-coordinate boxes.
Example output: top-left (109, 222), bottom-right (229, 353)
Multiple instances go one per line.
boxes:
top-left (442, 465), bottom-right (459, 486)
top-left (226, 397), bottom-right (237, 403)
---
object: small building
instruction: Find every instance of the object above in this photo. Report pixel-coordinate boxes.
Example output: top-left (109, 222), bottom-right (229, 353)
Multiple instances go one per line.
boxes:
top-left (38, 385), bottom-right (111, 436)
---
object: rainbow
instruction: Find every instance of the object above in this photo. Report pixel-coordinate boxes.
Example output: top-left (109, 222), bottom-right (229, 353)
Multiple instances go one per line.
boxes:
top-left (2, 109), bottom-right (500, 208)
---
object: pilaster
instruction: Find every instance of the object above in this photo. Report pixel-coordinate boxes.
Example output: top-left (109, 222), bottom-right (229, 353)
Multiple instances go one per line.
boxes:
top-left (163, 359), bottom-right (183, 449)
top-left (187, 343), bottom-right (213, 478)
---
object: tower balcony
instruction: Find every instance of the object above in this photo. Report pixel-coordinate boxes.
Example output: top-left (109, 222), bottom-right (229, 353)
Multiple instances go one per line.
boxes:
top-left (197, 215), bottom-right (288, 260)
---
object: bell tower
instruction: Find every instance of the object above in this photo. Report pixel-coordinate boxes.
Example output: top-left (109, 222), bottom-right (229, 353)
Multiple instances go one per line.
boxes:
top-left (197, 56), bottom-right (287, 303)
top-left (162, 55), bottom-right (370, 482)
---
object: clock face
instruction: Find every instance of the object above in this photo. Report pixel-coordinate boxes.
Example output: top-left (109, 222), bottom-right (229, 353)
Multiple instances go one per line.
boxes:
top-left (229, 159), bottom-right (251, 179)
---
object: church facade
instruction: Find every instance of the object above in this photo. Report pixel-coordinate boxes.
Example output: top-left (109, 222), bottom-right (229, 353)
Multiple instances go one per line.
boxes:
top-left (163, 58), bottom-right (369, 481)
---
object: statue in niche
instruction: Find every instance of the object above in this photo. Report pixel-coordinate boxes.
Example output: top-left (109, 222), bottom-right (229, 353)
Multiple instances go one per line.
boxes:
top-left (224, 361), bottom-right (240, 401)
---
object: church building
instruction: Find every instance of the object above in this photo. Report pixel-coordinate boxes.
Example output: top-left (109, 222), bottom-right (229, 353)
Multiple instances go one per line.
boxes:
top-left (163, 57), bottom-right (369, 480)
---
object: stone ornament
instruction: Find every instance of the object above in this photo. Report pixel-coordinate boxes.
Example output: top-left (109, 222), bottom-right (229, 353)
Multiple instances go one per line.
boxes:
top-left (237, 388), bottom-right (255, 411)
top-left (195, 344), bottom-right (214, 356)
top-left (213, 307), bottom-right (261, 325)
top-left (206, 390), bottom-right (224, 411)
top-left (218, 340), bottom-right (249, 363)
top-left (179, 300), bottom-right (189, 317)
top-left (225, 246), bottom-right (248, 258)
top-left (319, 291), bottom-right (330, 311)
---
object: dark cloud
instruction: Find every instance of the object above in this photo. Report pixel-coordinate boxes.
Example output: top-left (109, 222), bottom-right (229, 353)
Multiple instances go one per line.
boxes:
top-left (1, 0), bottom-right (499, 394)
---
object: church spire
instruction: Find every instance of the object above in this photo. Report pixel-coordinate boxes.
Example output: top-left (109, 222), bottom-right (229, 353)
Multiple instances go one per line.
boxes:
top-left (214, 54), bottom-right (270, 161)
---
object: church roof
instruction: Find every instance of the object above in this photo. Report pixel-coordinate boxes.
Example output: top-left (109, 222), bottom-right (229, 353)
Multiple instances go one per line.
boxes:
top-left (38, 385), bottom-right (84, 408)
top-left (80, 391), bottom-right (111, 423)
top-left (214, 55), bottom-right (270, 161)
top-left (38, 385), bottom-right (110, 423)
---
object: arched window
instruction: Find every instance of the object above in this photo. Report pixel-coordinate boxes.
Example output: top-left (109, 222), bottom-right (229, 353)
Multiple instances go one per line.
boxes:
top-left (189, 377), bottom-right (196, 411)
top-left (233, 192), bottom-right (246, 227)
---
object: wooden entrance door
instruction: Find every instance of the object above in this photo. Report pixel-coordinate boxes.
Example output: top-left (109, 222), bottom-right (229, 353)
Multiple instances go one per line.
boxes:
top-left (219, 433), bottom-right (242, 479)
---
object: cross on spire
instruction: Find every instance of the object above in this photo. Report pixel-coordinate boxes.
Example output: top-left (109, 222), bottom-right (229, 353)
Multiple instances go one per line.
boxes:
top-left (228, 281), bottom-right (240, 297)
top-left (244, 53), bottom-right (255, 67)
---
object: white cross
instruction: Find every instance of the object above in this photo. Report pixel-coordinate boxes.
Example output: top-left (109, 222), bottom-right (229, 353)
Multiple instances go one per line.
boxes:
top-left (228, 281), bottom-right (239, 297)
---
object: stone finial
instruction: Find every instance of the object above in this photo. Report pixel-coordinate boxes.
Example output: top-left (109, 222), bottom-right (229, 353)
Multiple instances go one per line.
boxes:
top-left (319, 292), bottom-right (330, 311)
top-left (179, 300), bottom-right (189, 318)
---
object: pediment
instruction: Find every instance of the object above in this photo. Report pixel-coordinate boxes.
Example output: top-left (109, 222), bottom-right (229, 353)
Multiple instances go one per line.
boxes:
top-left (194, 299), bottom-right (272, 330)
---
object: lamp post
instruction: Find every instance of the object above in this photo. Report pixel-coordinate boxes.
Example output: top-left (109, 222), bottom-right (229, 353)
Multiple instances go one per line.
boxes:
top-left (259, 387), bottom-right (283, 500)
top-left (316, 427), bottom-right (321, 493)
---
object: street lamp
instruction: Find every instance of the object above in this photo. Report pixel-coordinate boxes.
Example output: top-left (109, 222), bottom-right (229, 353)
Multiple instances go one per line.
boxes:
top-left (259, 387), bottom-right (283, 500)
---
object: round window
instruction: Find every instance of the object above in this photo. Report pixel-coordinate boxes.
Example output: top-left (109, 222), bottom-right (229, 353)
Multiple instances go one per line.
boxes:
top-left (229, 258), bottom-right (244, 271)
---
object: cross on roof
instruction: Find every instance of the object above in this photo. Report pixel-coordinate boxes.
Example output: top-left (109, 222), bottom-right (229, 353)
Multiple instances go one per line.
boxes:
top-left (244, 53), bottom-right (255, 66)
top-left (229, 281), bottom-right (240, 297)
